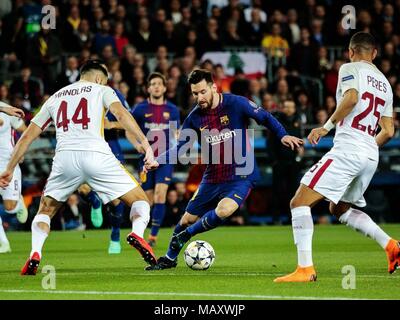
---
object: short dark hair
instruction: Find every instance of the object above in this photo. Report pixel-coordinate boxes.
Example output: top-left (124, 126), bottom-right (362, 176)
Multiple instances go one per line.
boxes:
top-left (187, 69), bottom-right (213, 85)
top-left (349, 32), bottom-right (376, 53)
top-left (80, 59), bottom-right (108, 77)
top-left (147, 72), bottom-right (166, 87)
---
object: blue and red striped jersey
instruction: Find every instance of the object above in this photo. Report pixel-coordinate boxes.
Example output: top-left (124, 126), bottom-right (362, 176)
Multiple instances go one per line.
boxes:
top-left (160, 93), bottom-right (288, 184)
top-left (131, 99), bottom-right (180, 157)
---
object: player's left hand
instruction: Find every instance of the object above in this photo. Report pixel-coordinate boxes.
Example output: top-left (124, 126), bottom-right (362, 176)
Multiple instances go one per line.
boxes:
top-left (0, 170), bottom-right (13, 188)
top-left (308, 127), bottom-right (329, 145)
top-left (281, 135), bottom-right (304, 150)
top-left (0, 106), bottom-right (25, 118)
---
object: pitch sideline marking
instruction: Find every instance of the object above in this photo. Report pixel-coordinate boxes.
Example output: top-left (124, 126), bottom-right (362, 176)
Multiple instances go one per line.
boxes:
top-left (0, 289), bottom-right (373, 300)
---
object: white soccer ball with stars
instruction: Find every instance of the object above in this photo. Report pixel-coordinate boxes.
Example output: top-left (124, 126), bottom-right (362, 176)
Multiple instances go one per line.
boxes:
top-left (184, 240), bottom-right (215, 270)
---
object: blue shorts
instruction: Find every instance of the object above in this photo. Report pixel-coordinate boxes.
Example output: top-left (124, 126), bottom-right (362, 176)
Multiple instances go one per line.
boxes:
top-left (108, 139), bottom-right (125, 163)
top-left (139, 164), bottom-right (173, 191)
top-left (186, 180), bottom-right (254, 216)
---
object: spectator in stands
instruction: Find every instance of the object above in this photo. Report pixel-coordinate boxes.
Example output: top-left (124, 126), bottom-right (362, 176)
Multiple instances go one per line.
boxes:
top-left (223, 19), bottom-right (246, 47)
top-left (261, 92), bottom-right (278, 113)
top-left (120, 44), bottom-right (136, 83)
top-left (289, 27), bottom-right (319, 77)
top-left (114, 5), bottom-right (133, 37)
top-left (287, 8), bottom-right (301, 46)
top-left (132, 17), bottom-right (157, 52)
top-left (245, 7), bottom-right (266, 47)
top-left (201, 18), bottom-right (224, 52)
top-left (0, 84), bottom-right (10, 104)
top-left (325, 95), bottom-right (336, 116)
top-left (272, 79), bottom-right (291, 106)
top-left (244, 0), bottom-right (267, 23)
top-left (10, 66), bottom-right (42, 113)
top-left (296, 91), bottom-right (314, 127)
top-left (56, 56), bottom-right (79, 89)
top-left (324, 59), bottom-right (343, 97)
top-left (113, 21), bottom-right (129, 57)
top-left (93, 18), bottom-right (116, 55)
top-left (261, 23), bottom-right (289, 60)
top-left (269, 99), bottom-right (303, 224)
top-left (61, 193), bottom-right (86, 231)
top-left (72, 19), bottom-right (93, 52)
top-left (163, 189), bottom-right (185, 228)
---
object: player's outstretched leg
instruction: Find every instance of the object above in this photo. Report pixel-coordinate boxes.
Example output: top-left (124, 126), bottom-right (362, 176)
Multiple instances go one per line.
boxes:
top-left (108, 201), bottom-right (124, 254)
top-left (274, 185), bottom-right (321, 283)
top-left (0, 216), bottom-right (11, 253)
top-left (331, 202), bottom-right (400, 274)
top-left (120, 187), bottom-right (157, 265)
top-left (21, 214), bottom-right (50, 275)
top-left (145, 222), bottom-right (186, 270)
top-left (21, 196), bottom-right (62, 276)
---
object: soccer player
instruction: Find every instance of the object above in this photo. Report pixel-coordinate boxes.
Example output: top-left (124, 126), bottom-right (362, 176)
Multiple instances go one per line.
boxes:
top-left (131, 72), bottom-right (180, 247)
top-left (144, 69), bottom-right (303, 270)
top-left (274, 32), bottom-right (398, 283)
top-left (0, 102), bottom-right (28, 253)
top-left (78, 88), bottom-right (131, 254)
top-left (0, 60), bottom-right (159, 275)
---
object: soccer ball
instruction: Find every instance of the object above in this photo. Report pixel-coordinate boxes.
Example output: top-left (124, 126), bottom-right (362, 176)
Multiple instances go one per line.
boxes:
top-left (184, 240), bottom-right (215, 270)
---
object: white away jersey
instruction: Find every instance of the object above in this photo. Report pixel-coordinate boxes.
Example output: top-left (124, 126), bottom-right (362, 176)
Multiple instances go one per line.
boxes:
top-left (0, 112), bottom-right (24, 161)
top-left (333, 61), bottom-right (393, 160)
top-left (32, 81), bottom-right (120, 154)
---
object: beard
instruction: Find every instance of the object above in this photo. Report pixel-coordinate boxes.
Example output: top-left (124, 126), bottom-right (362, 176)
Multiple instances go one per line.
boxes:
top-left (199, 94), bottom-right (214, 109)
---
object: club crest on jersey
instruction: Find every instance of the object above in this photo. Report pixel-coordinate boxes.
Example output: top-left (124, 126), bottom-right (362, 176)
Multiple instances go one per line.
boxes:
top-left (220, 115), bottom-right (229, 126)
top-left (342, 75), bottom-right (354, 82)
top-left (163, 112), bottom-right (170, 120)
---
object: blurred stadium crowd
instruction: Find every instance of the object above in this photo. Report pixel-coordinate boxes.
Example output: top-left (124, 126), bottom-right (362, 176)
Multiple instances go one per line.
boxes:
top-left (0, 0), bottom-right (400, 229)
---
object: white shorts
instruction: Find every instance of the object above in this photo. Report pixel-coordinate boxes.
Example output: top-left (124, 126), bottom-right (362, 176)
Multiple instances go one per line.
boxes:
top-left (44, 151), bottom-right (139, 204)
top-left (0, 164), bottom-right (21, 201)
top-left (300, 151), bottom-right (378, 207)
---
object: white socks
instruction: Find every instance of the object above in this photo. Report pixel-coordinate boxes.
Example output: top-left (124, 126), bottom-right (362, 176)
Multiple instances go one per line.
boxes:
top-left (291, 206), bottom-right (314, 267)
top-left (0, 216), bottom-right (9, 244)
top-left (130, 201), bottom-right (150, 238)
top-left (31, 214), bottom-right (51, 259)
top-left (339, 208), bottom-right (390, 249)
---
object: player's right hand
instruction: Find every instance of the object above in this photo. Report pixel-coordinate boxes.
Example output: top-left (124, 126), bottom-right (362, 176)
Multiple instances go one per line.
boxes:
top-left (308, 127), bottom-right (329, 145)
top-left (0, 170), bottom-right (13, 188)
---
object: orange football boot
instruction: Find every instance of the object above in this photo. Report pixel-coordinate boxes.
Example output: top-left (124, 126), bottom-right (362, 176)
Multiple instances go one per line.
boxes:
top-left (274, 265), bottom-right (317, 283)
top-left (385, 239), bottom-right (400, 274)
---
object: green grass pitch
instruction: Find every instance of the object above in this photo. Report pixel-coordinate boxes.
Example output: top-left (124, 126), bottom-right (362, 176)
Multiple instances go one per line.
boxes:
top-left (0, 225), bottom-right (399, 300)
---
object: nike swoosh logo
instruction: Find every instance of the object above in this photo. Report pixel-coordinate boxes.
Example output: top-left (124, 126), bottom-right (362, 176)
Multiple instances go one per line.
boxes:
top-left (145, 113), bottom-right (153, 118)
top-left (234, 194), bottom-right (243, 200)
top-left (200, 126), bottom-right (208, 131)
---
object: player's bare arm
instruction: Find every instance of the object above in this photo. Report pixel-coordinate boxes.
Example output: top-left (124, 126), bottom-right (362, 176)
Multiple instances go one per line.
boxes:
top-left (0, 123), bottom-right (42, 187)
top-left (308, 89), bottom-right (358, 145)
top-left (0, 102), bottom-right (25, 118)
top-left (109, 101), bottom-right (158, 170)
top-left (376, 116), bottom-right (395, 147)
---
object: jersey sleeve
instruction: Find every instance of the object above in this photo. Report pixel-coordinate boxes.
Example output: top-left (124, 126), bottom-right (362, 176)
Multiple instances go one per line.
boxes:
top-left (31, 100), bottom-right (52, 131)
top-left (382, 90), bottom-right (394, 118)
top-left (338, 63), bottom-right (359, 95)
top-left (239, 97), bottom-right (288, 140)
top-left (171, 105), bottom-right (181, 127)
top-left (157, 114), bottom-right (193, 164)
top-left (102, 86), bottom-right (120, 110)
top-left (10, 116), bottom-right (25, 130)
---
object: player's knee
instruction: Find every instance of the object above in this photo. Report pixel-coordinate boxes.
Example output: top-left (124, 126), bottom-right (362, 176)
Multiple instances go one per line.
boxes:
top-left (329, 202), bottom-right (350, 219)
top-left (4, 201), bottom-right (17, 212)
top-left (215, 205), bottom-right (233, 218)
top-left (290, 196), bottom-right (302, 209)
top-left (153, 192), bottom-right (166, 204)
